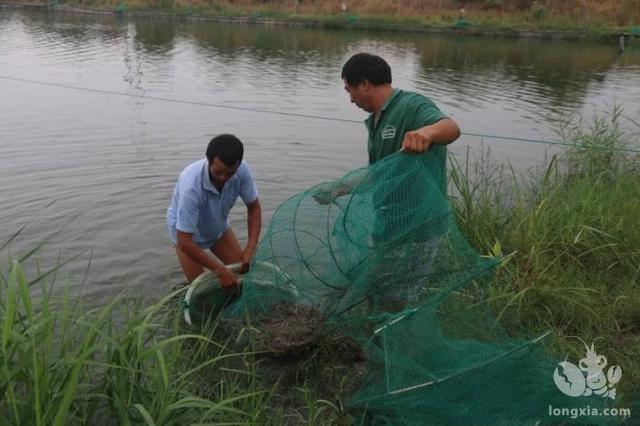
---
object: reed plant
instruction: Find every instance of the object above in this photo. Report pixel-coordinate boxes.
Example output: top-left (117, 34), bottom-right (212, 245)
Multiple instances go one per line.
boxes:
top-left (0, 247), bottom-right (338, 424)
top-left (449, 108), bottom-right (640, 401)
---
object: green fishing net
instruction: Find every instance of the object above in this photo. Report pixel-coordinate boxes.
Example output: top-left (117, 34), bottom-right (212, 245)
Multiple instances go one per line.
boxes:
top-left (188, 152), bottom-right (615, 424)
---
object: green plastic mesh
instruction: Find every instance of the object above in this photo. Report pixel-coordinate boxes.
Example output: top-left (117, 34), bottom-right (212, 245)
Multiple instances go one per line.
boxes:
top-left (215, 152), bottom-right (614, 424)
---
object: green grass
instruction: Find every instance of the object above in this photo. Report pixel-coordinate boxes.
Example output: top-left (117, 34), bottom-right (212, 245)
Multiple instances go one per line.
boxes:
top-left (0, 252), bottom-right (344, 424)
top-left (449, 108), bottom-right (640, 401)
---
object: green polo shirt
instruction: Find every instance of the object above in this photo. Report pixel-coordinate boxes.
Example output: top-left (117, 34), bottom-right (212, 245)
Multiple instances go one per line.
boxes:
top-left (365, 88), bottom-right (448, 193)
top-left (365, 89), bottom-right (450, 243)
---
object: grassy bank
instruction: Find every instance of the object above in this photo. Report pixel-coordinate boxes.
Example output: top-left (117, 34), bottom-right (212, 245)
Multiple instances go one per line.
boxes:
top-left (449, 109), bottom-right (640, 400)
top-left (0, 260), bottom-right (350, 424)
top-left (4, 0), bottom-right (640, 39)
top-left (1, 111), bottom-right (639, 423)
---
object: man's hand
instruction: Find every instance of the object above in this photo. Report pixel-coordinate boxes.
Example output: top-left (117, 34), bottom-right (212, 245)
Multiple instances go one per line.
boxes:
top-left (312, 183), bottom-right (350, 205)
top-left (402, 119), bottom-right (461, 153)
top-left (237, 248), bottom-right (254, 274)
top-left (312, 187), bottom-right (337, 205)
top-left (216, 266), bottom-right (239, 292)
top-left (402, 129), bottom-right (433, 153)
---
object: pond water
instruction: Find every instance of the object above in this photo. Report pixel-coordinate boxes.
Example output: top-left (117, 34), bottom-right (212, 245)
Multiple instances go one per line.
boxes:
top-left (1, 10), bottom-right (638, 303)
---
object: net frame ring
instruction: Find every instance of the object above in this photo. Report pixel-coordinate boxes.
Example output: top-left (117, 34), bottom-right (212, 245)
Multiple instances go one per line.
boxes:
top-left (182, 261), bottom-right (297, 326)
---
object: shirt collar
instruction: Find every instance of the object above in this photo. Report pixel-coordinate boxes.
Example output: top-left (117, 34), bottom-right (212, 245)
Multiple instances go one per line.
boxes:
top-left (201, 158), bottom-right (241, 194)
top-left (380, 87), bottom-right (401, 113)
top-left (201, 159), bottom-right (219, 194)
top-left (365, 88), bottom-right (402, 126)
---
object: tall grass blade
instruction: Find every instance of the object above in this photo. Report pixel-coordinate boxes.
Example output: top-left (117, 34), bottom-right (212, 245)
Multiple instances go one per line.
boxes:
top-left (133, 404), bottom-right (157, 426)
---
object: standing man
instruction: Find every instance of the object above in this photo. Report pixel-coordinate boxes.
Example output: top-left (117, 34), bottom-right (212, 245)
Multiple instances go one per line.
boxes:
top-left (317, 52), bottom-right (461, 311)
top-left (167, 134), bottom-right (261, 291)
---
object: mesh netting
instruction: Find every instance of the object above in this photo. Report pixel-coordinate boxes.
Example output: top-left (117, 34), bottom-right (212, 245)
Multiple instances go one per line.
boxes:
top-left (212, 152), bottom-right (613, 423)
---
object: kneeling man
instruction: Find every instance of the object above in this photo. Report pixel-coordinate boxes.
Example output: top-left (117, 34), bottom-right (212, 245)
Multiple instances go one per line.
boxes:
top-left (167, 134), bottom-right (261, 291)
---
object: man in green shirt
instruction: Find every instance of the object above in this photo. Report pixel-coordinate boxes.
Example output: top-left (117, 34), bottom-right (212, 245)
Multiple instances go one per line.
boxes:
top-left (316, 52), bottom-right (461, 311)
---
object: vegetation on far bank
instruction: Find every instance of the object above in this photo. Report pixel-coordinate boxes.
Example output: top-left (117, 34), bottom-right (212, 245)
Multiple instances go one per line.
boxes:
top-left (5, 0), bottom-right (640, 38)
top-left (1, 110), bottom-right (639, 423)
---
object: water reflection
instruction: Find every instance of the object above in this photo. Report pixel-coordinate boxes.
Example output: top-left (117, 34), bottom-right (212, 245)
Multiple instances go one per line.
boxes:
top-left (134, 19), bottom-right (176, 53)
top-left (414, 36), bottom-right (628, 113)
top-left (9, 10), bottom-right (636, 118)
top-left (128, 17), bottom-right (640, 118)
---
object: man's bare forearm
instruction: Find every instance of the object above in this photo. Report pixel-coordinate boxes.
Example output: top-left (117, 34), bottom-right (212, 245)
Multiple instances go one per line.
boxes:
top-left (418, 118), bottom-right (460, 145)
top-left (245, 199), bottom-right (262, 254)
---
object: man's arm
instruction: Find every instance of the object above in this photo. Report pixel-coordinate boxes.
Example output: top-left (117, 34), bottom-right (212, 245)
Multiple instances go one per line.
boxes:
top-left (239, 198), bottom-right (262, 272)
top-left (402, 118), bottom-right (461, 153)
top-left (313, 174), bottom-right (363, 205)
top-left (176, 230), bottom-right (238, 288)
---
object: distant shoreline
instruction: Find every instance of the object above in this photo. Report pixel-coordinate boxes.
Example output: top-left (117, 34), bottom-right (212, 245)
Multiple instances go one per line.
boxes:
top-left (1, 2), bottom-right (634, 43)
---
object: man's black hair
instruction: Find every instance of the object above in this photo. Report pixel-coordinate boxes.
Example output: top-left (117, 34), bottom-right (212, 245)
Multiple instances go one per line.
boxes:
top-left (341, 53), bottom-right (392, 87)
top-left (206, 134), bottom-right (244, 166)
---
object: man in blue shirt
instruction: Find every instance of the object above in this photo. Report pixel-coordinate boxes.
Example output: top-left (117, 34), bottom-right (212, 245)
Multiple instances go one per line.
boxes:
top-left (167, 134), bottom-right (261, 291)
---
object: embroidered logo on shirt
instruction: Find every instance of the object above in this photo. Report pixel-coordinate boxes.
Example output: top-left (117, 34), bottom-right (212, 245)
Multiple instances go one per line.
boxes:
top-left (380, 125), bottom-right (396, 140)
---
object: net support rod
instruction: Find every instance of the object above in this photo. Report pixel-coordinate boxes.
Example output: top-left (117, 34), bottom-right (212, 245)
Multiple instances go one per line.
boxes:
top-left (374, 308), bottom-right (418, 335)
top-left (386, 330), bottom-right (552, 396)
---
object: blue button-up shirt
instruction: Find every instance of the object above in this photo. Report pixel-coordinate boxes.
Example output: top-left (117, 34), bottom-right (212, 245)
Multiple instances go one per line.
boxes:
top-left (166, 158), bottom-right (258, 248)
